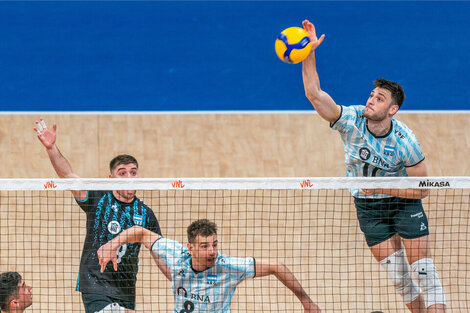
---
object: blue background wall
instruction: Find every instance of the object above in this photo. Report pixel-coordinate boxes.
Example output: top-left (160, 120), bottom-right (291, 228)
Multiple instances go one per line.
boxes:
top-left (0, 1), bottom-right (469, 111)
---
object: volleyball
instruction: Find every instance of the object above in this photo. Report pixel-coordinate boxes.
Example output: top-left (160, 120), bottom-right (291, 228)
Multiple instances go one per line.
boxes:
top-left (275, 27), bottom-right (312, 64)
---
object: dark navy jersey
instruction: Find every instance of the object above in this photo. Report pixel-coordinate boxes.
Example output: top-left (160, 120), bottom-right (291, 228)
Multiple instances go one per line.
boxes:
top-left (75, 190), bottom-right (161, 303)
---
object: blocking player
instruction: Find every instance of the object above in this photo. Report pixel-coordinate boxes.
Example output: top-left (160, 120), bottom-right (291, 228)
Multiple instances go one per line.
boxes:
top-left (301, 20), bottom-right (446, 313)
top-left (34, 119), bottom-right (170, 313)
top-left (0, 272), bottom-right (33, 313)
top-left (97, 219), bottom-right (321, 313)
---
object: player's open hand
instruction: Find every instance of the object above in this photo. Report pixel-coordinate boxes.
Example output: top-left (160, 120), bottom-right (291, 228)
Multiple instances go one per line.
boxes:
top-left (302, 20), bottom-right (325, 51)
top-left (97, 243), bottom-right (118, 272)
top-left (34, 118), bottom-right (57, 150)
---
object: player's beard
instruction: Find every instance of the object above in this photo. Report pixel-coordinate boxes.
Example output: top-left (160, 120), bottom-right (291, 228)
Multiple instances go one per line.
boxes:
top-left (364, 107), bottom-right (388, 122)
top-left (116, 190), bottom-right (136, 202)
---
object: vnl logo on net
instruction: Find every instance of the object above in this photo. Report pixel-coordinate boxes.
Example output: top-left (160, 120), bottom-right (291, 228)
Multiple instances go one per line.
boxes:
top-left (300, 179), bottom-right (313, 188)
top-left (44, 180), bottom-right (57, 189)
top-left (171, 180), bottom-right (185, 188)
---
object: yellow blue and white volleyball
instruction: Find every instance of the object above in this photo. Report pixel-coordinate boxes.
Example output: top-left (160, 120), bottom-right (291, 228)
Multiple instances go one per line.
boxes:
top-left (275, 27), bottom-right (312, 64)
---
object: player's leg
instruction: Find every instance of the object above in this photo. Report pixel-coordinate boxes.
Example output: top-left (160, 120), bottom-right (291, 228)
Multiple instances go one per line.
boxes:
top-left (369, 234), bottom-right (401, 262)
top-left (397, 198), bottom-right (446, 312)
top-left (370, 236), bottom-right (425, 313)
top-left (355, 197), bottom-right (398, 259)
top-left (355, 197), bottom-right (424, 312)
top-left (402, 236), bottom-right (446, 313)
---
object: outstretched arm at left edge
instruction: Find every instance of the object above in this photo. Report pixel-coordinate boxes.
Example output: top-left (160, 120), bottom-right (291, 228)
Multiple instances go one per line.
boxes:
top-left (97, 226), bottom-right (161, 272)
top-left (255, 258), bottom-right (321, 313)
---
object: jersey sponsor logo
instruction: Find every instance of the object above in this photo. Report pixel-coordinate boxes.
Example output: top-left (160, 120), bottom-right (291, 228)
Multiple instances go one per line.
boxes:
top-left (359, 148), bottom-right (371, 160)
top-left (418, 180), bottom-right (451, 187)
top-left (177, 269), bottom-right (186, 277)
top-left (394, 129), bottom-right (405, 139)
top-left (190, 293), bottom-right (211, 303)
top-left (384, 145), bottom-right (395, 156)
top-left (133, 214), bottom-right (143, 226)
top-left (371, 156), bottom-right (390, 169)
top-left (176, 287), bottom-right (211, 303)
top-left (108, 221), bottom-right (121, 234)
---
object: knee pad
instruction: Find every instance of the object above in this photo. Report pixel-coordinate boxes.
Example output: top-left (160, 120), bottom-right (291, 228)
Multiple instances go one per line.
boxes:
top-left (380, 249), bottom-right (421, 304)
top-left (411, 258), bottom-right (446, 308)
top-left (95, 303), bottom-right (126, 313)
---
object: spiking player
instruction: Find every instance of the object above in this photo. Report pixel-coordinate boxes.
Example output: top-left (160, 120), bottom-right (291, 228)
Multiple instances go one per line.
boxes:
top-left (98, 219), bottom-right (321, 313)
top-left (301, 20), bottom-right (446, 313)
top-left (34, 119), bottom-right (170, 313)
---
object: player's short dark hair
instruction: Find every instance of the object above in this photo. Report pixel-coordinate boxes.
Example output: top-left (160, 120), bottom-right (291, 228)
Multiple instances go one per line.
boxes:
top-left (373, 78), bottom-right (405, 108)
top-left (0, 272), bottom-right (22, 310)
top-left (109, 154), bottom-right (139, 173)
top-left (187, 219), bottom-right (218, 243)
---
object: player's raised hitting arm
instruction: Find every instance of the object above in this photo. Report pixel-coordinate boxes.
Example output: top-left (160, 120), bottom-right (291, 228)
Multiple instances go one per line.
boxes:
top-left (302, 20), bottom-right (341, 123)
top-left (34, 118), bottom-right (86, 200)
top-left (255, 259), bottom-right (321, 313)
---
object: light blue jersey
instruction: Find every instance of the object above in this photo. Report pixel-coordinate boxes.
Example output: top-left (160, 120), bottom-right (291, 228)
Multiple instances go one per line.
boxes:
top-left (151, 238), bottom-right (255, 313)
top-left (331, 105), bottom-right (425, 198)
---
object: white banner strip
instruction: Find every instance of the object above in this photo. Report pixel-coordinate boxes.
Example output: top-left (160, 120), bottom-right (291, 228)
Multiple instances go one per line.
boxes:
top-left (1, 110), bottom-right (469, 115)
top-left (0, 177), bottom-right (469, 191)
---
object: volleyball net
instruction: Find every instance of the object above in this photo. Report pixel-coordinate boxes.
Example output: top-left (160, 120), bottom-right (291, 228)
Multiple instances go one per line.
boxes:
top-left (0, 177), bottom-right (469, 313)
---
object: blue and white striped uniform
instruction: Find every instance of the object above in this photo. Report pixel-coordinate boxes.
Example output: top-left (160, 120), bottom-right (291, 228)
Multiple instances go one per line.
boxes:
top-left (151, 238), bottom-right (255, 313)
top-left (331, 105), bottom-right (425, 198)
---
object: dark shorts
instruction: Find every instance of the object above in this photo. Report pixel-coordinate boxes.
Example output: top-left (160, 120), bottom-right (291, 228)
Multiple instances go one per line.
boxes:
top-left (354, 197), bottom-right (430, 247)
top-left (82, 293), bottom-right (135, 313)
